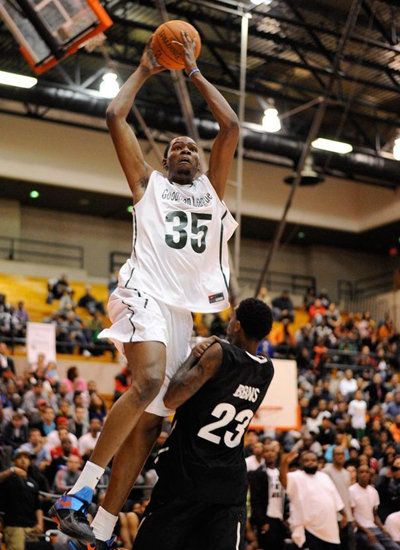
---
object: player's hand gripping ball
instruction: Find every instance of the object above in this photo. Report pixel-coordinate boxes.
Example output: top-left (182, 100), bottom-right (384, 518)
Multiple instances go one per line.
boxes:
top-left (151, 20), bottom-right (201, 70)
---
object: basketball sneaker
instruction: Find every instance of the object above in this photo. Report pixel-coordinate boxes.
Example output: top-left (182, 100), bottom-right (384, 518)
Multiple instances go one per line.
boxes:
top-left (49, 486), bottom-right (95, 543)
top-left (68, 536), bottom-right (116, 549)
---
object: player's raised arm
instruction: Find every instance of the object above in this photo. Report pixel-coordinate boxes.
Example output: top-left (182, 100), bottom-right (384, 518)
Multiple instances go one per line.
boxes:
top-left (181, 31), bottom-right (239, 200)
top-left (106, 44), bottom-right (164, 203)
top-left (164, 341), bottom-right (223, 410)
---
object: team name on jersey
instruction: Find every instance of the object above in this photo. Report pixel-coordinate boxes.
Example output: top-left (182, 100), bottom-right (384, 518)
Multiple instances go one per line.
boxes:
top-left (161, 189), bottom-right (213, 207)
top-left (233, 384), bottom-right (260, 403)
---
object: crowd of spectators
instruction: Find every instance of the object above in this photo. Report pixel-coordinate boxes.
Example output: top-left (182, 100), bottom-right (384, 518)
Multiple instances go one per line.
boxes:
top-left (0, 354), bottom-right (167, 549)
top-left (1, 281), bottom-right (400, 548)
top-left (0, 275), bottom-right (115, 358)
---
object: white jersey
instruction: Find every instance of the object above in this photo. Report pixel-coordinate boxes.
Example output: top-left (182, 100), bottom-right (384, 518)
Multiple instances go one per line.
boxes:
top-left (118, 170), bottom-right (237, 312)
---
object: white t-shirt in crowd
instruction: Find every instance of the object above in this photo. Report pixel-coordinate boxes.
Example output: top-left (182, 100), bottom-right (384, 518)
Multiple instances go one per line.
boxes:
top-left (266, 467), bottom-right (284, 520)
top-left (46, 430), bottom-right (78, 449)
top-left (339, 378), bottom-right (357, 397)
top-left (384, 511), bottom-right (400, 543)
top-left (287, 470), bottom-right (343, 544)
top-left (78, 432), bottom-right (100, 456)
top-left (348, 399), bottom-right (367, 429)
top-left (349, 483), bottom-right (379, 528)
top-left (245, 455), bottom-right (265, 472)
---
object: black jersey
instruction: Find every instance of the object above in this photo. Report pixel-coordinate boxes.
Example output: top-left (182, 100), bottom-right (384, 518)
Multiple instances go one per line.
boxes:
top-left (154, 341), bottom-right (274, 505)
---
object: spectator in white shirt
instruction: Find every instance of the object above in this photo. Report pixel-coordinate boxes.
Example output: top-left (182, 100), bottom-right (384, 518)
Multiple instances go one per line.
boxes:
top-left (280, 450), bottom-right (346, 549)
top-left (245, 441), bottom-right (265, 472)
top-left (385, 512), bottom-right (400, 544)
top-left (348, 390), bottom-right (367, 439)
top-left (350, 465), bottom-right (400, 549)
top-left (78, 418), bottom-right (102, 459)
top-left (339, 370), bottom-right (358, 400)
top-left (47, 424), bottom-right (78, 449)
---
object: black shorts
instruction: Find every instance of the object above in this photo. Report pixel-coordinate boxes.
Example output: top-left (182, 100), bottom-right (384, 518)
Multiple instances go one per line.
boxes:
top-left (132, 495), bottom-right (246, 550)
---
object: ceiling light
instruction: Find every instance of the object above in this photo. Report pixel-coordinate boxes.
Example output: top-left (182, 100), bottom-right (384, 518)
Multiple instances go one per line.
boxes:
top-left (393, 137), bottom-right (400, 161)
top-left (30, 190), bottom-right (40, 199)
top-left (99, 72), bottom-right (120, 98)
top-left (262, 107), bottom-right (281, 133)
top-left (298, 231), bottom-right (305, 239)
top-left (0, 70), bottom-right (37, 89)
top-left (312, 138), bottom-right (353, 154)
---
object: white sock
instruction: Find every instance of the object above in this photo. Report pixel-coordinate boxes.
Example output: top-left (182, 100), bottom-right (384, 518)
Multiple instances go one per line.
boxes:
top-left (91, 506), bottom-right (118, 542)
top-left (68, 461), bottom-right (105, 494)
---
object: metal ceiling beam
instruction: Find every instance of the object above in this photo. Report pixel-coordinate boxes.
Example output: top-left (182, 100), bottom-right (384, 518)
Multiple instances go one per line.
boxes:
top-left (107, 15), bottom-right (400, 97)
top-left (0, 83), bottom-right (398, 187)
top-left (109, 3), bottom-right (400, 82)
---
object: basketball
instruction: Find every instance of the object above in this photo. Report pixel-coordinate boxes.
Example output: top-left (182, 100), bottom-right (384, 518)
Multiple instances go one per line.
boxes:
top-left (151, 20), bottom-right (201, 70)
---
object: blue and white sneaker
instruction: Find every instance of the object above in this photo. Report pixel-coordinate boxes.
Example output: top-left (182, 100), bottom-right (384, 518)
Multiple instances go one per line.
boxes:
top-left (49, 486), bottom-right (95, 544)
top-left (68, 535), bottom-right (116, 549)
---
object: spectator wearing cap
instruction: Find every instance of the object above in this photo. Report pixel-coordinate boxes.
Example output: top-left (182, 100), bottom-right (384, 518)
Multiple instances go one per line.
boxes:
top-left (3, 412), bottom-right (28, 450)
top-left (0, 449), bottom-right (43, 550)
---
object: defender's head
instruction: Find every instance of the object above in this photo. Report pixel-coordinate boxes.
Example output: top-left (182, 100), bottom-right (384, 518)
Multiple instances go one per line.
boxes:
top-left (227, 298), bottom-right (273, 345)
top-left (163, 136), bottom-right (200, 184)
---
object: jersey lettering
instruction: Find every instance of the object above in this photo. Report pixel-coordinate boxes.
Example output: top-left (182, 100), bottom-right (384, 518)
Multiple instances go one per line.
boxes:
top-left (197, 402), bottom-right (254, 448)
top-left (233, 384), bottom-right (260, 403)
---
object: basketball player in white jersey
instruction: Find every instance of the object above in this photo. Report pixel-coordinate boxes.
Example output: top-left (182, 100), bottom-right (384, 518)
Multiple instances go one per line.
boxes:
top-left (51, 31), bottom-right (239, 548)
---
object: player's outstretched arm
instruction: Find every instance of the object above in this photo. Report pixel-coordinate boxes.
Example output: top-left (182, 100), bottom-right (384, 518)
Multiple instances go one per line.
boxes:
top-left (164, 342), bottom-right (223, 410)
top-left (106, 44), bottom-right (164, 202)
top-left (181, 31), bottom-right (239, 200)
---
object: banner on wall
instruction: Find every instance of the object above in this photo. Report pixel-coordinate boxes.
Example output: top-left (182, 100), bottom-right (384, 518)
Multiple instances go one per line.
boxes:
top-left (27, 322), bottom-right (56, 365)
top-left (250, 358), bottom-right (299, 431)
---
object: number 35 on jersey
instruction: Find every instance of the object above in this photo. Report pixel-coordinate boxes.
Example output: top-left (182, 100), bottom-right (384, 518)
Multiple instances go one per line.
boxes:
top-left (165, 210), bottom-right (212, 254)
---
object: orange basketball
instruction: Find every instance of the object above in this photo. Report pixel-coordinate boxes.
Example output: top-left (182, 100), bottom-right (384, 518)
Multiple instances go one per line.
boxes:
top-left (151, 20), bottom-right (201, 70)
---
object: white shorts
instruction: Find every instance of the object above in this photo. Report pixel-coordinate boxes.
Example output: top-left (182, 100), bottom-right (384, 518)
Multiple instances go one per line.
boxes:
top-left (98, 286), bottom-right (193, 417)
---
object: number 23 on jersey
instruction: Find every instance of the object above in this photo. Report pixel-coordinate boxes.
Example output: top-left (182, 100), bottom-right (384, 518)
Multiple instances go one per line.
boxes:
top-left (197, 403), bottom-right (254, 448)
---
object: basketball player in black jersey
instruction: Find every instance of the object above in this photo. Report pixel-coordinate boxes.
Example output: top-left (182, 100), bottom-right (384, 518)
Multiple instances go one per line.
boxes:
top-left (132, 298), bottom-right (274, 550)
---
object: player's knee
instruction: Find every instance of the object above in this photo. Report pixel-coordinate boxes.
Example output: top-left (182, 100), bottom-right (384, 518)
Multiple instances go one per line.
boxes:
top-left (133, 368), bottom-right (163, 403)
